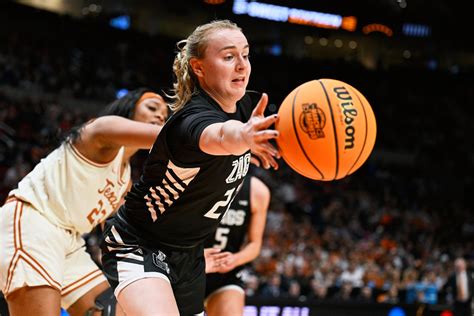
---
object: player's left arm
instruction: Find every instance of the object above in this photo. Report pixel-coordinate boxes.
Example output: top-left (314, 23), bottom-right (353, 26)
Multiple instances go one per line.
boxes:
top-left (217, 176), bottom-right (270, 272)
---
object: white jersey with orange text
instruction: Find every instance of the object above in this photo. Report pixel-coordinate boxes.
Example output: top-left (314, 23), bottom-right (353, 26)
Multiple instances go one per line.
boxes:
top-left (9, 142), bottom-right (131, 234)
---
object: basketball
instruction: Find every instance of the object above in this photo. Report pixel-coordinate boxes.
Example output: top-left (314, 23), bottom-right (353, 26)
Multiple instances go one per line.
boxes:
top-left (275, 79), bottom-right (377, 181)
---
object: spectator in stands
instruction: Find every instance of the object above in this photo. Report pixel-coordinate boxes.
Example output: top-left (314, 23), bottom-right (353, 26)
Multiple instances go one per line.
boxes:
top-left (442, 257), bottom-right (474, 316)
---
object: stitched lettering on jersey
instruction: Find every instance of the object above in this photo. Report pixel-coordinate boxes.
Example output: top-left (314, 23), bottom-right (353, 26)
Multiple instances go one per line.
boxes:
top-left (220, 208), bottom-right (246, 226)
top-left (145, 161), bottom-right (199, 222)
top-left (87, 178), bottom-right (120, 225)
top-left (226, 153), bottom-right (251, 184)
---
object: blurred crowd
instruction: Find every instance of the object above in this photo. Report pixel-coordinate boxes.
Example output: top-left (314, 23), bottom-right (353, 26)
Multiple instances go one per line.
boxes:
top-left (1, 1), bottom-right (473, 307)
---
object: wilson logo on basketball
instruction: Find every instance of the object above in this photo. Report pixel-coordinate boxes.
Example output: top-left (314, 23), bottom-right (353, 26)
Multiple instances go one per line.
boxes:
top-left (333, 86), bottom-right (357, 149)
top-left (299, 103), bottom-right (326, 139)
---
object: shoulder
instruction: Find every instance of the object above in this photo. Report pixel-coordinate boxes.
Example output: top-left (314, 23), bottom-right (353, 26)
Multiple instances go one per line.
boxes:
top-left (185, 92), bottom-right (218, 112)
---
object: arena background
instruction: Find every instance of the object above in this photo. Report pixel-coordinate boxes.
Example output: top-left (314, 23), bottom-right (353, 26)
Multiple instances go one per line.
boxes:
top-left (0, 0), bottom-right (472, 315)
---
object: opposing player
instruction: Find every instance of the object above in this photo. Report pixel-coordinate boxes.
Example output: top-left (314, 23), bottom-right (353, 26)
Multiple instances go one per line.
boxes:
top-left (204, 175), bottom-right (270, 316)
top-left (0, 88), bottom-right (168, 316)
top-left (100, 20), bottom-right (279, 315)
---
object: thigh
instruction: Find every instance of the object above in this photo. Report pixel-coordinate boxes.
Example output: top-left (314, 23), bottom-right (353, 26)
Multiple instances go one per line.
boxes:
top-left (118, 277), bottom-right (179, 316)
top-left (174, 255), bottom-right (206, 316)
top-left (205, 268), bottom-right (245, 300)
top-left (7, 285), bottom-right (61, 316)
top-left (61, 236), bottom-right (106, 310)
top-left (205, 270), bottom-right (245, 316)
top-left (0, 200), bottom-right (66, 296)
top-left (206, 288), bottom-right (245, 316)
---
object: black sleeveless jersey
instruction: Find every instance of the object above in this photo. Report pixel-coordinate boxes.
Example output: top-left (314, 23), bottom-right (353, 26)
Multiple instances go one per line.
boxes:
top-left (204, 176), bottom-right (251, 253)
top-left (118, 89), bottom-right (261, 248)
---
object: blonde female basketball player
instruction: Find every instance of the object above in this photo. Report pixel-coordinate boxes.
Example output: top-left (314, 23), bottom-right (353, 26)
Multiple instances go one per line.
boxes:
top-left (100, 20), bottom-right (279, 316)
top-left (0, 88), bottom-right (168, 316)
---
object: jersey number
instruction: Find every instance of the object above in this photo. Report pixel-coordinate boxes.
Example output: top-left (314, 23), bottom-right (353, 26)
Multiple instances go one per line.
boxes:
top-left (204, 188), bottom-right (235, 219)
top-left (87, 200), bottom-right (106, 224)
top-left (213, 227), bottom-right (230, 249)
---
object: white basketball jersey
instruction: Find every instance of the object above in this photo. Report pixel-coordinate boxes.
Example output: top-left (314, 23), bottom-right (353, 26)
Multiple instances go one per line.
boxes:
top-left (9, 142), bottom-right (131, 234)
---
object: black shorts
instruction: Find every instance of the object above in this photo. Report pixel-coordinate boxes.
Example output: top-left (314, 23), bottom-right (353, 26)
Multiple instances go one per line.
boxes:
top-left (205, 267), bottom-right (245, 299)
top-left (101, 215), bottom-right (205, 316)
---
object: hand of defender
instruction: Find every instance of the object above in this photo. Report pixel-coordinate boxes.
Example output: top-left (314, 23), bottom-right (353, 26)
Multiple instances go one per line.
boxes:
top-left (204, 248), bottom-right (228, 274)
top-left (242, 93), bottom-right (280, 170)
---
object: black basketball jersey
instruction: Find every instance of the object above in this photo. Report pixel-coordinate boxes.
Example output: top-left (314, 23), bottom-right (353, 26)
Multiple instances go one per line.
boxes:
top-left (204, 176), bottom-right (251, 253)
top-left (118, 89), bottom-right (261, 248)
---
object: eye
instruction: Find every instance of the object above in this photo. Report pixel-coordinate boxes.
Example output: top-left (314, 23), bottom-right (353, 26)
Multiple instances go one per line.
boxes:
top-left (147, 105), bottom-right (157, 111)
top-left (243, 54), bottom-right (250, 60)
top-left (224, 55), bottom-right (234, 61)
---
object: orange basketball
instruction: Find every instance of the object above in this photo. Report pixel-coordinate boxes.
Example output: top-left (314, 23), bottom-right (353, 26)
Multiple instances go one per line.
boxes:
top-left (275, 79), bottom-right (377, 181)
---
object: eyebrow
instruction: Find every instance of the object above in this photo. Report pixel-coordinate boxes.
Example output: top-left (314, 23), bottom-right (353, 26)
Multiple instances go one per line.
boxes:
top-left (219, 44), bottom-right (249, 52)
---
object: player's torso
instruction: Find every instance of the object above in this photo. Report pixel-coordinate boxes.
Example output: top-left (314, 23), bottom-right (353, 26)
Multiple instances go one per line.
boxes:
top-left (10, 142), bottom-right (130, 233)
top-left (121, 91), bottom-right (256, 247)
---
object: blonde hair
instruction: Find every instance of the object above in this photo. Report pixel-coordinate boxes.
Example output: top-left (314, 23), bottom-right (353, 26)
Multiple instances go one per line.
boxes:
top-left (168, 20), bottom-right (242, 112)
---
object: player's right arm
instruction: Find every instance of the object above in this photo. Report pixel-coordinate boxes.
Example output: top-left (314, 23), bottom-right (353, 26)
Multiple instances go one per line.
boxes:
top-left (199, 93), bottom-right (280, 169)
top-left (73, 116), bottom-right (162, 164)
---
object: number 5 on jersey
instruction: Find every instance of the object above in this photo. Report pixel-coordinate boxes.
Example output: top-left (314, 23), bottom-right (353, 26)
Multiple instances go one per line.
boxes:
top-left (213, 227), bottom-right (230, 249)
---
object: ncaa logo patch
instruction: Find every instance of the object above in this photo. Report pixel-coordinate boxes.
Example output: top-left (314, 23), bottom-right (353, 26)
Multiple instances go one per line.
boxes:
top-left (300, 103), bottom-right (326, 139)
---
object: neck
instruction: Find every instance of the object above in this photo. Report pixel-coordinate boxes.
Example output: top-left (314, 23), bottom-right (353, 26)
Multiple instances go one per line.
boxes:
top-left (201, 87), bottom-right (237, 113)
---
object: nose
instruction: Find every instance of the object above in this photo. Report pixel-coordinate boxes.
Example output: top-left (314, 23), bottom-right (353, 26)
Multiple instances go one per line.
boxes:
top-left (236, 55), bottom-right (247, 71)
top-left (155, 112), bottom-right (166, 125)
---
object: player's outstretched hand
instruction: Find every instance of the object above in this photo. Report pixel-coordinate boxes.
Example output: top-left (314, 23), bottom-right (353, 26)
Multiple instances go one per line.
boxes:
top-left (242, 93), bottom-right (280, 170)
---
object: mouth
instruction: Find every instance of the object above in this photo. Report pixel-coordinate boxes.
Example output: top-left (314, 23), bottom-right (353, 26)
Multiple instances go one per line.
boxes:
top-left (232, 77), bottom-right (245, 83)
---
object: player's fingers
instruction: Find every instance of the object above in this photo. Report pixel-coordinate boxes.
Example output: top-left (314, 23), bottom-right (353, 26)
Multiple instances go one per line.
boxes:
top-left (211, 253), bottom-right (230, 261)
top-left (257, 149), bottom-right (279, 170)
top-left (260, 142), bottom-right (280, 158)
top-left (251, 93), bottom-right (268, 117)
top-left (253, 130), bottom-right (279, 145)
top-left (250, 155), bottom-right (261, 167)
top-left (251, 153), bottom-right (267, 168)
top-left (253, 114), bottom-right (279, 130)
top-left (205, 248), bottom-right (221, 255)
top-left (204, 248), bottom-right (221, 259)
top-left (251, 138), bottom-right (279, 159)
top-left (253, 152), bottom-right (271, 169)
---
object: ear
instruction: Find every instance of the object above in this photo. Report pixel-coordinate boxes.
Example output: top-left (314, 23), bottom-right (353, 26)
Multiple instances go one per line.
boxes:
top-left (190, 58), bottom-right (204, 78)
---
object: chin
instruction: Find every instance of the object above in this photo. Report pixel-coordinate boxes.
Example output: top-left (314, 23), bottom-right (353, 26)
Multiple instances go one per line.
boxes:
top-left (234, 89), bottom-right (246, 100)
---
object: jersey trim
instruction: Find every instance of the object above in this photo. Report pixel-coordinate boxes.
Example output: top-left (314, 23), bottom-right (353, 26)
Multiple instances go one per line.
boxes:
top-left (61, 268), bottom-right (104, 296)
top-left (114, 272), bottom-right (170, 298)
top-left (4, 200), bottom-right (62, 295)
top-left (69, 143), bottom-right (113, 168)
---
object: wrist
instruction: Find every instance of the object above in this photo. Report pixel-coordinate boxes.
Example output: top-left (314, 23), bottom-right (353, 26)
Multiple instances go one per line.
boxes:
top-left (239, 123), bottom-right (251, 149)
